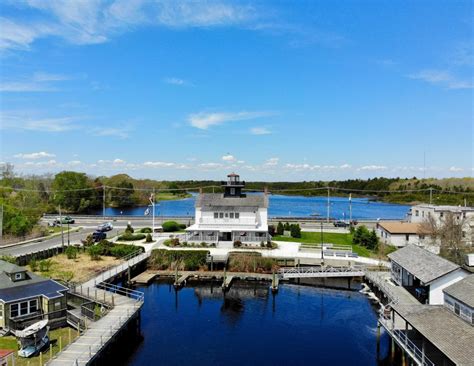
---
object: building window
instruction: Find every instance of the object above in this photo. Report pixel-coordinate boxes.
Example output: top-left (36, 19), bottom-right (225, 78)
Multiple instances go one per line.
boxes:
top-left (454, 302), bottom-right (460, 316)
top-left (10, 304), bottom-right (18, 318)
top-left (235, 213), bottom-right (240, 219)
top-left (225, 213), bottom-right (228, 218)
top-left (14, 273), bottom-right (22, 280)
top-left (230, 188), bottom-right (235, 195)
top-left (219, 213), bottom-right (224, 219)
top-left (440, 212), bottom-right (444, 218)
top-left (29, 300), bottom-right (38, 313)
top-left (229, 213), bottom-right (234, 219)
top-left (20, 302), bottom-right (28, 316)
top-left (415, 210), bottom-right (419, 216)
top-left (214, 212), bottom-right (218, 219)
top-left (422, 211), bottom-right (424, 218)
top-left (405, 234), bottom-right (409, 241)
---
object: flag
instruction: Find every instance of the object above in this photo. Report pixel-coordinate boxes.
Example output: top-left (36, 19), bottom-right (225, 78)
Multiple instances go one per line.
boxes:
top-left (144, 208), bottom-right (150, 216)
top-left (349, 193), bottom-right (352, 202)
top-left (149, 193), bottom-right (154, 205)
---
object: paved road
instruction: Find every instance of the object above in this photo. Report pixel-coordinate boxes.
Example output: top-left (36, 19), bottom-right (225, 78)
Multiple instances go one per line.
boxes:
top-left (0, 229), bottom-right (94, 257)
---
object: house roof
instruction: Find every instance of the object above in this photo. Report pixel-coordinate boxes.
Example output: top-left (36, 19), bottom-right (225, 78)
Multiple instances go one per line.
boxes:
top-left (0, 269), bottom-right (46, 290)
top-left (378, 221), bottom-right (429, 234)
top-left (0, 260), bottom-right (26, 274)
top-left (443, 275), bottom-right (474, 308)
top-left (0, 280), bottom-right (68, 302)
top-left (412, 204), bottom-right (474, 213)
top-left (196, 193), bottom-right (268, 209)
top-left (392, 304), bottom-right (474, 366)
top-left (388, 245), bottom-right (459, 284)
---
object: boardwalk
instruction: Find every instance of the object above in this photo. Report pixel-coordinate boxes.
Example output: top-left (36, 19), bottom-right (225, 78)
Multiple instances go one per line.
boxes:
top-left (279, 265), bottom-right (365, 279)
top-left (48, 252), bottom-right (149, 365)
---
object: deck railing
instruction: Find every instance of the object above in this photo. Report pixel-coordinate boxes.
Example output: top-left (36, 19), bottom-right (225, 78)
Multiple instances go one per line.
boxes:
top-left (379, 317), bottom-right (435, 366)
top-left (364, 270), bottom-right (399, 305)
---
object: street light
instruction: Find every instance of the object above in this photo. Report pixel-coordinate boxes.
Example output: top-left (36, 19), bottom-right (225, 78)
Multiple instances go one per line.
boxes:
top-left (67, 221), bottom-right (70, 246)
top-left (320, 221), bottom-right (324, 265)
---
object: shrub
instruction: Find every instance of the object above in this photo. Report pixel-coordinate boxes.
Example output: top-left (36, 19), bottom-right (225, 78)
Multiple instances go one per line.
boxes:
top-left (284, 222), bottom-right (291, 231)
top-left (266, 240), bottom-right (273, 248)
top-left (0, 255), bottom-right (17, 264)
top-left (228, 253), bottom-right (278, 273)
top-left (118, 233), bottom-right (146, 241)
top-left (65, 246), bottom-right (78, 259)
top-left (163, 238), bottom-right (180, 247)
top-left (58, 271), bottom-right (74, 282)
top-left (140, 227), bottom-right (152, 233)
top-left (29, 259), bottom-right (38, 271)
top-left (260, 241), bottom-right (265, 248)
top-left (145, 233), bottom-right (153, 243)
top-left (82, 234), bottom-right (94, 247)
top-left (88, 245), bottom-right (102, 261)
top-left (276, 222), bottom-right (284, 235)
top-left (290, 224), bottom-right (301, 238)
top-left (233, 240), bottom-right (242, 248)
top-left (268, 225), bottom-right (276, 236)
top-left (109, 244), bottom-right (143, 258)
top-left (39, 259), bottom-right (53, 272)
top-left (149, 249), bottom-right (209, 271)
top-left (162, 221), bottom-right (180, 232)
top-left (125, 224), bottom-right (134, 234)
top-left (179, 223), bottom-right (186, 230)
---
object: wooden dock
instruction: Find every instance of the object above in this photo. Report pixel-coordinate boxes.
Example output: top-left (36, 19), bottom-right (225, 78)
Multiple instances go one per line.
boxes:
top-left (131, 270), bottom-right (158, 285)
top-left (222, 275), bottom-right (234, 290)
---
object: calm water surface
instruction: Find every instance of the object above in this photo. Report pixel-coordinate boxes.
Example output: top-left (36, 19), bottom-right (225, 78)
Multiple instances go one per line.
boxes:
top-left (98, 194), bottom-right (409, 220)
top-left (125, 281), bottom-right (390, 366)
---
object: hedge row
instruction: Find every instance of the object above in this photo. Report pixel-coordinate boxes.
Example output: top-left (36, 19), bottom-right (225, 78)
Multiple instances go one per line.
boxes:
top-left (149, 249), bottom-right (209, 270)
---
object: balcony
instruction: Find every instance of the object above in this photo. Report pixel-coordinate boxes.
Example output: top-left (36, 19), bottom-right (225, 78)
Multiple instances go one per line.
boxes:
top-left (221, 180), bottom-right (245, 187)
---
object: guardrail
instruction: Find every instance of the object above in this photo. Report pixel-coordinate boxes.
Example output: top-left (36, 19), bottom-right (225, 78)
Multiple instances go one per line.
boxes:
top-left (96, 282), bottom-right (144, 303)
top-left (380, 317), bottom-right (434, 366)
top-left (279, 265), bottom-right (365, 278)
top-left (364, 270), bottom-right (399, 305)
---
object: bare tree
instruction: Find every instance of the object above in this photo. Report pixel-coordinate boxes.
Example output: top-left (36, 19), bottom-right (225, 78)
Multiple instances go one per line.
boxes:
top-left (421, 212), bottom-right (472, 265)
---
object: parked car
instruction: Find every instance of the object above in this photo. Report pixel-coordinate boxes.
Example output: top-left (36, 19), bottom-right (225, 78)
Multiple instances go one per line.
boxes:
top-left (92, 231), bottom-right (106, 242)
top-left (97, 222), bottom-right (113, 232)
top-left (333, 220), bottom-right (349, 228)
top-left (50, 216), bottom-right (75, 225)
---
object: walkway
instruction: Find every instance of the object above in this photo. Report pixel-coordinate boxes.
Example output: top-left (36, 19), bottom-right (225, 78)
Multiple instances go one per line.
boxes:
top-left (280, 265), bottom-right (365, 279)
top-left (48, 252), bottom-right (149, 365)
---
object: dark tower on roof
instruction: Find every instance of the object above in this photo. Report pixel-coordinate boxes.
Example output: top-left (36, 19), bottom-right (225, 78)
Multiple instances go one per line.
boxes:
top-left (222, 173), bottom-right (246, 198)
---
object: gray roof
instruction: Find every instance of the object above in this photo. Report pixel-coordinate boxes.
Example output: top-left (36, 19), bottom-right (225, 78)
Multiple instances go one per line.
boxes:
top-left (393, 304), bottom-right (474, 366)
top-left (443, 275), bottom-right (474, 308)
top-left (0, 280), bottom-right (68, 302)
top-left (0, 260), bottom-right (26, 274)
top-left (388, 245), bottom-right (459, 284)
top-left (196, 193), bottom-right (268, 210)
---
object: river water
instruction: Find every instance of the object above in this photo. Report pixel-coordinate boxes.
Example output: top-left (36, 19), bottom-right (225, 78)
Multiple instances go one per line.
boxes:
top-left (124, 281), bottom-right (392, 366)
top-left (98, 194), bottom-right (409, 220)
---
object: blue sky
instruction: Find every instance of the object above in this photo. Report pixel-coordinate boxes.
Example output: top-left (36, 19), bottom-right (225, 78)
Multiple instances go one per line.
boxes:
top-left (0, 0), bottom-right (472, 181)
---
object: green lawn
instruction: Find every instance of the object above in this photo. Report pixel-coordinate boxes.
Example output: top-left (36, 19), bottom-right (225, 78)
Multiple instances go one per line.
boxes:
top-left (273, 232), bottom-right (374, 257)
top-left (0, 327), bottom-right (78, 366)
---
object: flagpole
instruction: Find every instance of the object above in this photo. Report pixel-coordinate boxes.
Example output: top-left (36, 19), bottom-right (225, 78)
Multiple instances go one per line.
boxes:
top-left (151, 193), bottom-right (155, 237)
top-left (349, 193), bottom-right (352, 224)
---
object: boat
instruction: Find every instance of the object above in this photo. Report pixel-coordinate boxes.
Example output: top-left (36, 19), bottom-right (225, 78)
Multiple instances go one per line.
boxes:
top-left (14, 320), bottom-right (50, 358)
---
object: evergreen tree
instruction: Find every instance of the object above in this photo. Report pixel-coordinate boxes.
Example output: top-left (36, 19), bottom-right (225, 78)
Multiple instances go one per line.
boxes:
top-left (277, 222), bottom-right (284, 235)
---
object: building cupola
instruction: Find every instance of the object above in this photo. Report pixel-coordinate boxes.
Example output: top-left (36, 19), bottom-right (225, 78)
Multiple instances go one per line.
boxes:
top-left (222, 173), bottom-right (245, 197)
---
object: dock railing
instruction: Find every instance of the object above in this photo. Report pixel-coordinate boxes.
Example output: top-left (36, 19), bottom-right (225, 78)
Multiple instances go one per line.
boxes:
top-left (364, 270), bottom-right (399, 305)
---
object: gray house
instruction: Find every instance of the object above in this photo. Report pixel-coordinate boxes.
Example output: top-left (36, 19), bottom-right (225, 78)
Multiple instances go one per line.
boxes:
top-left (0, 260), bottom-right (68, 332)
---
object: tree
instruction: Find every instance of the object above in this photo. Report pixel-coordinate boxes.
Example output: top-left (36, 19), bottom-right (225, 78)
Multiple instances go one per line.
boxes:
top-left (276, 222), bottom-right (284, 235)
top-left (51, 171), bottom-right (95, 212)
top-left (290, 224), bottom-right (301, 238)
top-left (352, 225), bottom-right (376, 249)
top-left (109, 179), bottom-right (136, 207)
top-left (421, 212), bottom-right (472, 265)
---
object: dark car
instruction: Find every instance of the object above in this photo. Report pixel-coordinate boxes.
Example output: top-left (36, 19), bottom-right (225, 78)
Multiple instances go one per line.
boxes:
top-left (333, 221), bottom-right (349, 228)
top-left (92, 231), bottom-right (106, 242)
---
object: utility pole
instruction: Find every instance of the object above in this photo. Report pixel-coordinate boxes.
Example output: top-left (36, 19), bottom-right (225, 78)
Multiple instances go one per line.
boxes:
top-left (0, 205), bottom-right (3, 244)
top-left (327, 187), bottom-right (330, 223)
top-left (349, 193), bottom-right (352, 224)
top-left (102, 185), bottom-right (106, 218)
top-left (150, 192), bottom-right (155, 236)
top-left (320, 221), bottom-right (324, 264)
top-left (59, 205), bottom-right (64, 248)
top-left (429, 187), bottom-right (433, 205)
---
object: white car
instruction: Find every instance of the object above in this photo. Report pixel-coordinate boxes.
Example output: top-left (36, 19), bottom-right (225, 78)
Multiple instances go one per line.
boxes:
top-left (97, 222), bottom-right (113, 232)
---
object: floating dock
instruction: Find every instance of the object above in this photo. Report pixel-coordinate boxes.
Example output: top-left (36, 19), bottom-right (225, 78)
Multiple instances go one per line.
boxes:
top-left (130, 271), bottom-right (158, 285)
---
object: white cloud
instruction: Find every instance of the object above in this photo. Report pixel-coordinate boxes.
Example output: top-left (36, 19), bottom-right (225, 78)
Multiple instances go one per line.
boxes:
top-left (408, 69), bottom-right (472, 90)
top-left (339, 164), bottom-right (351, 169)
top-left (33, 72), bottom-right (70, 82)
top-left (0, 72), bottom-right (72, 92)
top-left (449, 166), bottom-right (464, 172)
top-left (143, 161), bottom-right (176, 168)
top-left (264, 157), bottom-right (279, 166)
top-left (222, 154), bottom-right (236, 162)
top-left (250, 126), bottom-right (271, 135)
top-left (0, 112), bottom-right (79, 132)
top-left (199, 162), bottom-right (223, 169)
top-left (14, 151), bottom-right (56, 160)
top-left (0, 1), bottom-right (257, 52)
top-left (91, 127), bottom-right (131, 139)
top-left (188, 110), bottom-right (274, 129)
top-left (67, 160), bottom-right (82, 166)
top-left (113, 158), bottom-right (125, 164)
top-left (23, 159), bottom-right (58, 168)
top-left (359, 165), bottom-right (387, 171)
top-left (164, 77), bottom-right (189, 86)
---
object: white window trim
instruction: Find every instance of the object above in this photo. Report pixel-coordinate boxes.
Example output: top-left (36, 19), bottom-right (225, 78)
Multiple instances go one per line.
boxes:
top-left (10, 299), bottom-right (39, 318)
top-left (14, 273), bottom-right (22, 280)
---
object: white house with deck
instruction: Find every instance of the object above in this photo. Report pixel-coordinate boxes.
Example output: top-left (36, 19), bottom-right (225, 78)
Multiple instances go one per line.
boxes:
top-left (185, 173), bottom-right (269, 247)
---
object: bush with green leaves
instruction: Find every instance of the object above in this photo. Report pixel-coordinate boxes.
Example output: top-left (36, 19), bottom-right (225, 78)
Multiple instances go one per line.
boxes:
top-left (125, 223), bottom-right (134, 234)
top-left (65, 246), bottom-right (78, 259)
top-left (39, 259), bottom-right (53, 272)
top-left (352, 225), bottom-right (378, 250)
top-left (88, 245), bottom-right (102, 261)
top-left (162, 221), bottom-right (180, 232)
top-left (145, 233), bottom-right (153, 242)
top-left (109, 244), bottom-right (143, 258)
top-left (0, 255), bottom-right (17, 264)
top-left (276, 222), bottom-right (284, 235)
top-left (29, 259), bottom-right (38, 271)
top-left (118, 233), bottom-right (146, 241)
top-left (139, 227), bottom-right (152, 233)
top-left (290, 224), bottom-right (301, 238)
top-left (149, 249), bottom-right (209, 271)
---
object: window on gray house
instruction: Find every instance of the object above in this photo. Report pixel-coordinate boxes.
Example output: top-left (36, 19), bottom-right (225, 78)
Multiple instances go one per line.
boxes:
top-left (30, 300), bottom-right (38, 313)
top-left (415, 210), bottom-right (419, 216)
top-left (214, 213), bottom-right (218, 219)
top-left (20, 302), bottom-right (28, 316)
top-left (219, 213), bottom-right (224, 219)
top-left (10, 304), bottom-right (18, 318)
top-left (235, 213), bottom-right (240, 219)
top-left (405, 234), bottom-right (409, 241)
top-left (225, 213), bottom-right (228, 218)
top-left (230, 213), bottom-right (234, 218)
top-left (230, 188), bottom-right (235, 195)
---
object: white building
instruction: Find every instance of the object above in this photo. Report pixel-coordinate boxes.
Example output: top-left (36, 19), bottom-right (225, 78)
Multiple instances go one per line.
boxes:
top-left (408, 204), bottom-right (474, 246)
top-left (185, 173), bottom-right (269, 246)
top-left (376, 221), bottom-right (438, 252)
top-left (388, 245), bottom-right (469, 305)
